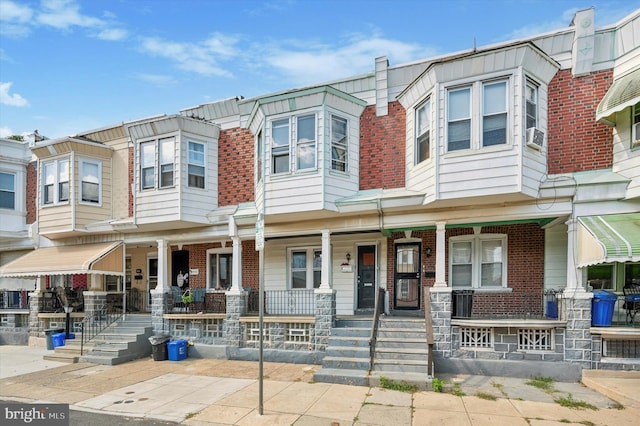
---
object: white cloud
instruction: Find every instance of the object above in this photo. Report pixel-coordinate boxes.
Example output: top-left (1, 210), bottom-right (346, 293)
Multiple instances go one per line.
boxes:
top-left (0, 126), bottom-right (14, 138)
top-left (140, 33), bottom-right (241, 77)
top-left (96, 28), bottom-right (128, 41)
top-left (37, 0), bottom-right (103, 29)
top-left (0, 0), bottom-right (34, 37)
top-left (0, 81), bottom-right (29, 107)
top-left (133, 73), bottom-right (178, 87)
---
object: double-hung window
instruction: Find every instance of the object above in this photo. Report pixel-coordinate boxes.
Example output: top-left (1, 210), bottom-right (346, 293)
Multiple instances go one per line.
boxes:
top-left (42, 158), bottom-right (69, 205)
top-left (447, 87), bottom-right (471, 151)
top-left (291, 248), bottom-right (322, 289)
top-left (80, 159), bottom-right (101, 204)
top-left (0, 172), bottom-right (15, 210)
top-left (525, 81), bottom-right (538, 130)
top-left (296, 114), bottom-right (316, 170)
top-left (140, 137), bottom-right (175, 190)
top-left (271, 114), bottom-right (317, 175)
top-left (416, 99), bottom-right (431, 163)
top-left (188, 141), bottom-right (205, 188)
top-left (271, 119), bottom-right (290, 174)
top-left (450, 235), bottom-right (507, 289)
top-left (331, 115), bottom-right (348, 172)
top-left (482, 81), bottom-right (507, 146)
top-left (633, 102), bottom-right (640, 148)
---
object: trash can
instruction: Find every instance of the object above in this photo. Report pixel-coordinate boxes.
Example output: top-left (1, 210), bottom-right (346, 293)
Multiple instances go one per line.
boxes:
top-left (45, 328), bottom-right (65, 350)
top-left (167, 339), bottom-right (188, 361)
top-left (52, 333), bottom-right (66, 348)
top-left (148, 335), bottom-right (170, 361)
top-left (452, 290), bottom-right (474, 318)
top-left (545, 289), bottom-right (560, 319)
top-left (591, 290), bottom-right (618, 326)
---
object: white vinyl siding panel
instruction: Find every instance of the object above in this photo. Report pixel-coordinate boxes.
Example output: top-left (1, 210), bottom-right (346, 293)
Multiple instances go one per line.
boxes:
top-left (180, 136), bottom-right (218, 223)
top-left (544, 224), bottom-right (568, 291)
top-left (75, 157), bottom-right (112, 228)
top-left (612, 107), bottom-right (640, 199)
top-left (39, 205), bottom-right (73, 235)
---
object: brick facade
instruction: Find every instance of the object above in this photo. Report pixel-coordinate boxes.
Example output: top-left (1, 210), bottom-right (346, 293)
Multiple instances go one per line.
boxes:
top-left (359, 101), bottom-right (406, 190)
top-left (547, 69), bottom-right (614, 174)
top-left (26, 161), bottom-right (37, 224)
top-left (218, 127), bottom-right (255, 206)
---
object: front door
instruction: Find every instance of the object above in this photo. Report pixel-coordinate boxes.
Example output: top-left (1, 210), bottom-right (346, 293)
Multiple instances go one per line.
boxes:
top-left (394, 243), bottom-right (421, 310)
top-left (147, 257), bottom-right (158, 311)
top-left (357, 245), bottom-right (376, 309)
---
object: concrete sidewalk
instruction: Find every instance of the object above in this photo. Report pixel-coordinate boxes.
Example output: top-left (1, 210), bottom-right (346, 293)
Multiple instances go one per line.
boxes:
top-left (1, 345), bottom-right (639, 425)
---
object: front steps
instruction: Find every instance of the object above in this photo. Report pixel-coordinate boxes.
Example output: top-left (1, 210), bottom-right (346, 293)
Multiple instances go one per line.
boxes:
top-left (44, 314), bottom-right (153, 365)
top-left (370, 316), bottom-right (432, 390)
top-left (313, 315), bottom-right (433, 390)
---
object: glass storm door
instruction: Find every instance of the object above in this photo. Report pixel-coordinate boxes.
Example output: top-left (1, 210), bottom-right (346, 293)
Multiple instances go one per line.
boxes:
top-left (394, 243), bottom-right (420, 309)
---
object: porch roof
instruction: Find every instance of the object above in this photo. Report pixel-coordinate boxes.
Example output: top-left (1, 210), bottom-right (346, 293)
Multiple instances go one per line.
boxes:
top-left (577, 213), bottom-right (640, 267)
top-left (596, 68), bottom-right (640, 125)
top-left (0, 242), bottom-right (124, 278)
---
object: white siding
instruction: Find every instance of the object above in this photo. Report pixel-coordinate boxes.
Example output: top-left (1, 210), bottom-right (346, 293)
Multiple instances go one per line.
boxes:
top-left (544, 224), bottom-right (568, 290)
top-left (612, 109), bottom-right (640, 199)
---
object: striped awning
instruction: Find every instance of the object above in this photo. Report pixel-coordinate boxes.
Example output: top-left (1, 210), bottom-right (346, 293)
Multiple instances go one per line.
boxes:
top-left (577, 213), bottom-right (640, 267)
top-left (596, 68), bottom-right (640, 125)
top-left (0, 242), bottom-right (124, 278)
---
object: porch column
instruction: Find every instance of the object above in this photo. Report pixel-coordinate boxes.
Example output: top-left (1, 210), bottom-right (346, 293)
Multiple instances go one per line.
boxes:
top-left (564, 219), bottom-right (587, 297)
top-left (320, 229), bottom-right (332, 290)
top-left (229, 217), bottom-right (243, 294)
top-left (434, 222), bottom-right (447, 287)
top-left (154, 239), bottom-right (169, 293)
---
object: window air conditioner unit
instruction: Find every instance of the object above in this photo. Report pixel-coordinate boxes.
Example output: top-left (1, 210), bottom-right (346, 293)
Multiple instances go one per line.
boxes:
top-left (633, 122), bottom-right (640, 147)
top-left (526, 127), bottom-right (544, 150)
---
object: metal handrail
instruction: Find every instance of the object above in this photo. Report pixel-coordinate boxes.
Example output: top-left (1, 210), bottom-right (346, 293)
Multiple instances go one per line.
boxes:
top-left (368, 287), bottom-right (385, 373)
top-left (424, 287), bottom-right (434, 377)
top-left (79, 305), bottom-right (123, 356)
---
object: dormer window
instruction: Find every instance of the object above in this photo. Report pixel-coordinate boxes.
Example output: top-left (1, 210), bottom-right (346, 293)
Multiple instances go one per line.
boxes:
top-left (42, 158), bottom-right (69, 205)
top-left (416, 99), bottom-right (431, 163)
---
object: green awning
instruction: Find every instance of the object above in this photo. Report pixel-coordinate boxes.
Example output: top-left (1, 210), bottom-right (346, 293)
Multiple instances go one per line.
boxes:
top-left (596, 68), bottom-right (640, 125)
top-left (577, 213), bottom-right (640, 267)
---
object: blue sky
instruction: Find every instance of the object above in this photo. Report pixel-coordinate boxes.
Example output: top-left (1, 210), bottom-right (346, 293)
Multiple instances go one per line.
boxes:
top-left (0, 0), bottom-right (637, 139)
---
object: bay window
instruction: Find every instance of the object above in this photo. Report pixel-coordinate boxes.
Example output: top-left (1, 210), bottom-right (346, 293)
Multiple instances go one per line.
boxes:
top-left (140, 142), bottom-right (155, 190)
top-left (450, 235), bottom-right (507, 289)
top-left (271, 119), bottom-right (290, 174)
top-left (0, 172), bottom-right (15, 210)
top-left (331, 115), bottom-right (348, 172)
top-left (188, 141), bottom-right (205, 188)
top-left (290, 248), bottom-right (321, 289)
top-left (140, 137), bottom-right (175, 190)
top-left (42, 158), bottom-right (69, 205)
top-left (416, 99), bottom-right (431, 163)
top-left (159, 138), bottom-right (174, 188)
top-left (80, 159), bottom-right (101, 204)
top-left (525, 80), bottom-right (538, 130)
top-left (271, 114), bottom-right (317, 175)
top-left (482, 81), bottom-right (507, 146)
top-left (447, 87), bottom-right (471, 151)
top-left (296, 114), bottom-right (316, 170)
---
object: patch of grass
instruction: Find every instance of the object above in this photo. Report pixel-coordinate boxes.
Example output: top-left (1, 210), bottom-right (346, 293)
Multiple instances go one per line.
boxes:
top-left (379, 376), bottom-right (418, 393)
top-left (554, 394), bottom-right (598, 411)
top-left (475, 392), bottom-right (498, 401)
top-left (491, 381), bottom-right (508, 398)
top-left (432, 377), bottom-right (445, 393)
top-left (578, 421), bottom-right (596, 426)
top-left (184, 412), bottom-right (197, 420)
top-left (526, 376), bottom-right (556, 393)
top-left (610, 401), bottom-right (625, 410)
top-left (450, 383), bottom-right (466, 397)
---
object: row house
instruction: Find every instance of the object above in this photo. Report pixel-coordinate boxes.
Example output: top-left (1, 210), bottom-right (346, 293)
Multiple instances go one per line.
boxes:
top-left (1, 7), bottom-right (639, 383)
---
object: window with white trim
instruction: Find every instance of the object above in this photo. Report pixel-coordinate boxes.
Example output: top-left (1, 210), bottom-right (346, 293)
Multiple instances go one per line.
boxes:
top-left (0, 172), bottom-right (15, 210)
top-left (416, 99), bottom-right (431, 163)
top-left (525, 80), bottom-right (538, 130)
top-left (290, 248), bottom-right (321, 289)
top-left (140, 137), bottom-right (175, 190)
top-left (207, 250), bottom-right (232, 290)
top-left (79, 159), bottom-right (101, 204)
top-left (482, 80), bottom-right (507, 146)
top-left (331, 115), bottom-right (348, 172)
top-left (446, 78), bottom-right (510, 151)
top-left (42, 158), bottom-right (69, 205)
top-left (633, 102), bottom-right (640, 149)
top-left (450, 234), bottom-right (507, 288)
top-left (188, 141), bottom-right (205, 188)
top-left (271, 114), bottom-right (316, 174)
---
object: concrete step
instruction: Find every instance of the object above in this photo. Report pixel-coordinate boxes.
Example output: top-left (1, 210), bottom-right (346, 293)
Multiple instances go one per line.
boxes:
top-left (313, 368), bottom-right (370, 386)
top-left (369, 371), bottom-right (433, 391)
top-left (326, 346), bottom-right (370, 359)
top-left (377, 329), bottom-right (426, 339)
top-left (43, 353), bottom-right (79, 363)
top-left (330, 327), bottom-right (370, 338)
top-left (375, 337), bottom-right (427, 348)
top-left (321, 356), bottom-right (369, 370)
top-left (373, 358), bottom-right (429, 373)
top-left (327, 335), bottom-right (370, 348)
top-left (375, 347), bottom-right (428, 359)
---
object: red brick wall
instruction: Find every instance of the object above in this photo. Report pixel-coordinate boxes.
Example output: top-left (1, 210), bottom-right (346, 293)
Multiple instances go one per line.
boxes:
top-left (385, 224), bottom-right (545, 316)
top-left (359, 102), bottom-right (406, 190)
top-left (26, 161), bottom-right (37, 224)
top-left (547, 69), bottom-right (613, 174)
top-left (218, 128), bottom-right (255, 206)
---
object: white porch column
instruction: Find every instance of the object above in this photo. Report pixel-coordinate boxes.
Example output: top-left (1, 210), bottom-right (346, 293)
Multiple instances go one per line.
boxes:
top-left (230, 236), bottom-right (243, 294)
top-left (564, 218), bottom-right (587, 297)
top-left (320, 229), bottom-right (332, 289)
top-left (434, 221), bottom-right (447, 287)
top-left (155, 239), bottom-right (170, 293)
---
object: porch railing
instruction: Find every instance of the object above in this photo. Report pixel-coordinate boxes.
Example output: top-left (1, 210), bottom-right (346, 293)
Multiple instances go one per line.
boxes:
top-left (368, 287), bottom-right (386, 373)
top-left (0, 289), bottom-right (29, 309)
top-left (264, 289), bottom-right (315, 315)
top-left (79, 303), bottom-right (123, 356)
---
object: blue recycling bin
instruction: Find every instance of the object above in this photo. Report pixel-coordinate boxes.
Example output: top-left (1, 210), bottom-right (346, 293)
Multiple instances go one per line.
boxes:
top-left (167, 339), bottom-right (188, 361)
top-left (591, 290), bottom-right (617, 326)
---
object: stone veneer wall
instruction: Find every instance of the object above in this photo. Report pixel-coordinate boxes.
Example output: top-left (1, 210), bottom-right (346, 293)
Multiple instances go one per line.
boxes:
top-left (562, 296), bottom-right (593, 368)
top-left (430, 288), bottom-right (452, 358)
top-left (313, 290), bottom-right (336, 352)
top-left (224, 292), bottom-right (246, 346)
